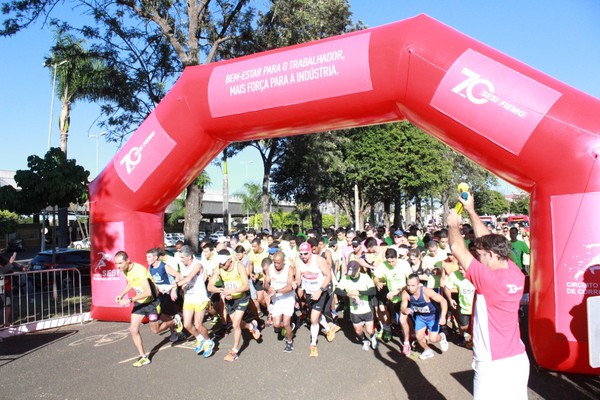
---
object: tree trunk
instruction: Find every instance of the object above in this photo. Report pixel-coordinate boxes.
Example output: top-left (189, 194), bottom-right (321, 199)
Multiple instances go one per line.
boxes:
top-left (222, 156), bottom-right (229, 235)
top-left (383, 198), bottom-right (391, 229)
top-left (58, 101), bottom-right (70, 154)
top-left (394, 192), bottom-right (402, 229)
top-left (415, 195), bottom-right (423, 227)
top-left (404, 196), bottom-right (411, 227)
top-left (261, 173), bottom-right (270, 231)
top-left (184, 182), bottom-right (201, 253)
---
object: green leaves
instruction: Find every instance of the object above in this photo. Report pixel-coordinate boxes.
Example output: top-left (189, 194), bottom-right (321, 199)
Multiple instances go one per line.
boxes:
top-left (12, 148), bottom-right (90, 213)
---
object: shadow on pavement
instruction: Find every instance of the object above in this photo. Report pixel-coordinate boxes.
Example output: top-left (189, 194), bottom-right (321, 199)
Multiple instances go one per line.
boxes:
top-left (0, 330), bottom-right (78, 366)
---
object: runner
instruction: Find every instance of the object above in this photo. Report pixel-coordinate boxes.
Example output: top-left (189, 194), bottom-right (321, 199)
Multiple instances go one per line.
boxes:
top-left (335, 261), bottom-right (378, 351)
top-left (296, 242), bottom-right (334, 357)
top-left (207, 249), bottom-right (261, 362)
top-left (400, 273), bottom-right (449, 360)
top-left (174, 245), bottom-right (215, 358)
top-left (114, 251), bottom-right (179, 367)
top-left (146, 247), bottom-right (183, 343)
top-left (373, 248), bottom-right (413, 348)
top-left (264, 251), bottom-right (296, 352)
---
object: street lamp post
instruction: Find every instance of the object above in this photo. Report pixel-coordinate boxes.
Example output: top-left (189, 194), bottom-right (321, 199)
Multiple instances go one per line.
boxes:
top-left (89, 132), bottom-right (107, 176)
top-left (46, 60), bottom-right (68, 151)
top-left (240, 160), bottom-right (254, 228)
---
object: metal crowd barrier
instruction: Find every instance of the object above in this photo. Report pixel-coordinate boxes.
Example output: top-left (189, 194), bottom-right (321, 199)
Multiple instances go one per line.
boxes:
top-left (0, 268), bottom-right (84, 329)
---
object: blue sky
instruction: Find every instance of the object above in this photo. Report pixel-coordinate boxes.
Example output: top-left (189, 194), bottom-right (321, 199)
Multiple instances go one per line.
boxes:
top-left (0, 0), bottom-right (598, 194)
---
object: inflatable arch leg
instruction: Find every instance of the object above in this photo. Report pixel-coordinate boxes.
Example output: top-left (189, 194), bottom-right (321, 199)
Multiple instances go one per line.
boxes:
top-left (89, 14), bottom-right (600, 374)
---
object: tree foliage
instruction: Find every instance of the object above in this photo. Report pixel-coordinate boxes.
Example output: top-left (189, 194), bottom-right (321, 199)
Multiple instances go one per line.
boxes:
top-left (0, 209), bottom-right (19, 236)
top-left (510, 194), bottom-right (530, 215)
top-left (12, 148), bottom-right (90, 211)
top-left (474, 188), bottom-right (510, 216)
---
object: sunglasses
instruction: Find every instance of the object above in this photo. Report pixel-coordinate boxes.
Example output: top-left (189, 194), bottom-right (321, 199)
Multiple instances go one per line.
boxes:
top-left (300, 252), bottom-right (310, 256)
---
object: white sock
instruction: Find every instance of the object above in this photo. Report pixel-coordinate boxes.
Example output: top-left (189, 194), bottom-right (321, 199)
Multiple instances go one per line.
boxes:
top-left (319, 315), bottom-right (329, 331)
top-left (196, 334), bottom-right (205, 342)
top-left (310, 324), bottom-right (319, 345)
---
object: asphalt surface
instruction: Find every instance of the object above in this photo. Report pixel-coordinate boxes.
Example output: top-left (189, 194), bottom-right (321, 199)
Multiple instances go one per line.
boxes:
top-left (1, 312), bottom-right (600, 400)
top-left (2, 250), bottom-right (599, 399)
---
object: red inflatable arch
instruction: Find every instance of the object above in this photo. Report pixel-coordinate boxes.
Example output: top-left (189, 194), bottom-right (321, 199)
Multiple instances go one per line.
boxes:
top-left (89, 14), bottom-right (600, 374)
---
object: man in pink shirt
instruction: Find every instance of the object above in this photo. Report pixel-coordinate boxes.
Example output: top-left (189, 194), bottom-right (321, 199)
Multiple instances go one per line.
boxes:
top-left (448, 193), bottom-right (528, 400)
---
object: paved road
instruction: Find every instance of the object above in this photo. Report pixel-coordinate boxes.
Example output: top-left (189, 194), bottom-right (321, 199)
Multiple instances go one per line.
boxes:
top-left (1, 313), bottom-right (599, 400)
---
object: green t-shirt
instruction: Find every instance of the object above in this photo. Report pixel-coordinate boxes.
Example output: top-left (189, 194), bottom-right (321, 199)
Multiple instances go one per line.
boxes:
top-left (338, 273), bottom-right (375, 314)
top-left (445, 270), bottom-right (475, 315)
top-left (373, 260), bottom-right (412, 303)
top-left (510, 240), bottom-right (530, 270)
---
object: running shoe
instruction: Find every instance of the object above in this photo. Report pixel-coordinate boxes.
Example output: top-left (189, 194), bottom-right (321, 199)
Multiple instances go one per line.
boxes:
top-left (174, 314), bottom-right (183, 333)
top-left (280, 328), bottom-right (286, 340)
top-left (326, 328), bottom-right (336, 342)
top-left (382, 329), bottom-right (392, 343)
top-left (362, 340), bottom-right (370, 351)
top-left (284, 340), bottom-right (294, 353)
top-left (224, 350), bottom-right (238, 362)
top-left (202, 339), bottom-right (215, 358)
top-left (194, 339), bottom-right (206, 355)
top-left (419, 349), bottom-right (435, 360)
top-left (309, 345), bottom-right (319, 357)
top-left (249, 320), bottom-right (261, 340)
top-left (370, 334), bottom-right (378, 350)
top-left (209, 315), bottom-right (220, 325)
top-left (132, 356), bottom-right (151, 367)
top-left (439, 332), bottom-right (449, 352)
top-left (376, 329), bottom-right (383, 340)
top-left (328, 322), bottom-right (341, 334)
top-left (402, 341), bottom-right (411, 357)
top-left (169, 330), bottom-right (179, 343)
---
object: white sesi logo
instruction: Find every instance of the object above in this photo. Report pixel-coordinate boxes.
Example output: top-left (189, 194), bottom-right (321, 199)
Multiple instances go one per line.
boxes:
top-left (451, 67), bottom-right (495, 105)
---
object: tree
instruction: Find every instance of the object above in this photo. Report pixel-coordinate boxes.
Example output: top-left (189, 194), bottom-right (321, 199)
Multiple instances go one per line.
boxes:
top-left (182, 171), bottom-right (211, 253)
top-left (228, 0), bottom-right (361, 231)
top-left (233, 182), bottom-right (262, 228)
top-left (510, 194), bottom-right (530, 215)
top-left (474, 189), bottom-right (510, 216)
top-left (45, 30), bottom-right (123, 155)
top-left (0, 210), bottom-right (19, 236)
top-left (11, 148), bottom-right (89, 247)
top-left (1, 0), bottom-right (255, 250)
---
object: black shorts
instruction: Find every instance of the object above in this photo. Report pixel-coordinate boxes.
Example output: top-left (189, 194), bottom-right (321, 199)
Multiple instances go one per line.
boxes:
top-left (225, 294), bottom-right (250, 315)
top-left (158, 293), bottom-right (178, 316)
top-left (306, 290), bottom-right (330, 313)
top-left (458, 312), bottom-right (471, 328)
top-left (132, 298), bottom-right (160, 322)
top-left (374, 286), bottom-right (390, 307)
top-left (254, 280), bottom-right (264, 291)
top-left (350, 311), bottom-right (374, 324)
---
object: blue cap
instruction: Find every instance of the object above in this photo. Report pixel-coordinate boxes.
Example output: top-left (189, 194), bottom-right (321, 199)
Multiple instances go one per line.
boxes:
top-left (393, 230), bottom-right (404, 236)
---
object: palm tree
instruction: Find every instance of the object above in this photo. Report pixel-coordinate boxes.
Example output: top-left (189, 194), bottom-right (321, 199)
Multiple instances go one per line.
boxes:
top-left (45, 30), bottom-right (123, 247)
top-left (45, 30), bottom-right (121, 155)
top-left (233, 182), bottom-right (262, 230)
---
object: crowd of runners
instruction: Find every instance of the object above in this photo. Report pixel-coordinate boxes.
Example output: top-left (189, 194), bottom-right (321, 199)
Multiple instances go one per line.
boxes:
top-left (116, 193), bottom-right (530, 399)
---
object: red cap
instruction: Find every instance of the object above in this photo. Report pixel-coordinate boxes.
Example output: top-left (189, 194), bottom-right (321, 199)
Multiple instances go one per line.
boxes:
top-left (299, 242), bottom-right (312, 253)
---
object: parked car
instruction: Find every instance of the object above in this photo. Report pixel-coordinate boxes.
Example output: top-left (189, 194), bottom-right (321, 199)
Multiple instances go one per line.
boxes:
top-left (8, 238), bottom-right (24, 252)
top-left (28, 249), bottom-right (91, 286)
top-left (164, 233), bottom-right (176, 247)
top-left (71, 237), bottom-right (90, 249)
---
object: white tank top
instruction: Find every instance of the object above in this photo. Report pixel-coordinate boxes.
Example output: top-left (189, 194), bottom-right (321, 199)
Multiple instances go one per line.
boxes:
top-left (269, 262), bottom-right (294, 299)
top-left (182, 259), bottom-right (209, 302)
top-left (299, 256), bottom-right (324, 295)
